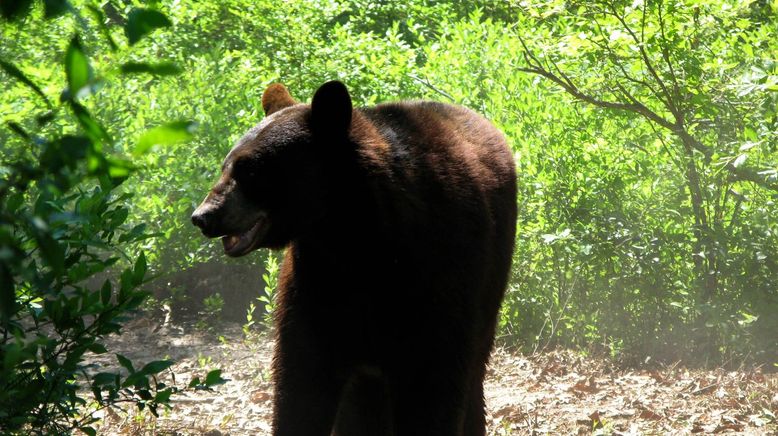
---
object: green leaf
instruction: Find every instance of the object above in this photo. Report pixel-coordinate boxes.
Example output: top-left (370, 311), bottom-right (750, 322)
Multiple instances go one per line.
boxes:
top-left (116, 354), bottom-right (135, 373)
top-left (106, 156), bottom-right (137, 181)
top-left (120, 61), bottom-right (182, 76)
top-left (187, 377), bottom-right (201, 388)
top-left (204, 369), bottom-right (226, 386)
top-left (65, 36), bottom-right (92, 99)
top-left (70, 101), bottom-right (111, 146)
top-left (36, 111), bottom-right (55, 126)
top-left (6, 192), bottom-right (24, 213)
top-left (125, 9), bottom-right (172, 46)
top-left (125, 292), bottom-right (150, 310)
top-left (93, 372), bottom-right (118, 387)
top-left (0, 265), bottom-right (14, 325)
top-left (140, 359), bottom-right (173, 375)
top-left (79, 427), bottom-right (97, 436)
top-left (154, 388), bottom-right (173, 403)
top-left (133, 252), bottom-right (147, 284)
top-left (7, 121), bottom-right (30, 140)
top-left (123, 373), bottom-right (149, 389)
top-left (88, 343), bottom-right (108, 354)
top-left (0, 59), bottom-right (52, 107)
top-left (100, 279), bottom-right (112, 304)
top-left (34, 231), bottom-right (65, 275)
top-left (119, 223), bottom-right (148, 243)
top-left (134, 121), bottom-right (195, 156)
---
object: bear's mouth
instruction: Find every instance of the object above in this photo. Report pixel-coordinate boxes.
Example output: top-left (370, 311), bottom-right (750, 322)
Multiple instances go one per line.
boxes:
top-left (221, 218), bottom-right (268, 257)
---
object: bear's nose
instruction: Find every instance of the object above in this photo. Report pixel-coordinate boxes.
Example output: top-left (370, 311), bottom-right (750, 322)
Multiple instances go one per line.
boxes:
top-left (191, 210), bottom-right (208, 230)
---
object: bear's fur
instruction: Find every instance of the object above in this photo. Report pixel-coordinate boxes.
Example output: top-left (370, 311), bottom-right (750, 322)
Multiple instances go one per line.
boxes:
top-left (192, 81), bottom-right (517, 435)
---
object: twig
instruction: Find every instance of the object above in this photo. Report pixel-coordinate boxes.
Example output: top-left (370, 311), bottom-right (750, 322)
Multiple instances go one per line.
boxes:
top-left (691, 382), bottom-right (717, 395)
top-left (605, 1), bottom-right (678, 118)
top-left (407, 74), bottom-right (456, 103)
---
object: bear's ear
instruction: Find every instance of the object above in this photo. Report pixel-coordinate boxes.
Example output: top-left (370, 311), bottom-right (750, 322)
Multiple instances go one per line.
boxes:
top-left (310, 81), bottom-right (352, 138)
top-left (262, 83), bottom-right (296, 116)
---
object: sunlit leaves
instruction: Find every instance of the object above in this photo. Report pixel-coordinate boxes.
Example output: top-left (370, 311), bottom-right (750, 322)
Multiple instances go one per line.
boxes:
top-left (85, 5), bottom-right (117, 51)
top-left (134, 121), bottom-right (196, 156)
top-left (64, 36), bottom-right (92, 100)
top-left (0, 3), bottom-right (201, 433)
top-left (0, 60), bottom-right (52, 107)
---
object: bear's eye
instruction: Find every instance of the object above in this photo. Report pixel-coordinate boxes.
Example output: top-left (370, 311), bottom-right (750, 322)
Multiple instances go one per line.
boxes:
top-left (231, 157), bottom-right (263, 188)
top-left (231, 157), bottom-right (248, 174)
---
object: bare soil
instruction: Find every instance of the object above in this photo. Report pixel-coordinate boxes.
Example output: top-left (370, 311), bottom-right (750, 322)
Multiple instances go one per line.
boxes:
top-left (91, 317), bottom-right (778, 435)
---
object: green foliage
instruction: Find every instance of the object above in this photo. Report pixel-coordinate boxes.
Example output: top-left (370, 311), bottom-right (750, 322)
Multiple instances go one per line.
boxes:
top-left (258, 252), bottom-right (280, 327)
top-left (188, 368), bottom-right (227, 390)
top-left (0, 2), bottom-right (211, 433)
top-left (244, 252), bottom-right (280, 336)
top-left (133, 121), bottom-right (195, 157)
top-left (196, 292), bottom-right (224, 331)
top-left (2, 0), bottom-right (776, 371)
top-left (504, 0), bottom-right (778, 363)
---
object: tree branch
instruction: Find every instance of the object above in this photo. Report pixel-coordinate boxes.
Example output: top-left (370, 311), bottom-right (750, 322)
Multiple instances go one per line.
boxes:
top-left (604, 1), bottom-right (680, 121)
top-left (515, 10), bottom-right (778, 193)
top-left (515, 64), bottom-right (676, 130)
top-left (657, 1), bottom-right (682, 103)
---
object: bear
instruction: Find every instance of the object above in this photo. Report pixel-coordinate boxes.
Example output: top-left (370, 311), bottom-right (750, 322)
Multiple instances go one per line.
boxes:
top-left (192, 81), bottom-right (517, 436)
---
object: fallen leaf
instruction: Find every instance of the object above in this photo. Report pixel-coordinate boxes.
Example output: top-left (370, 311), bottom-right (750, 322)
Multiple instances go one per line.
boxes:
top-left (250, 390), bottom-right (272, 403)
top-left (712, 422), bottom-right (744, 433)
top-left (570, 377), bottom-right (599, 394)
top-left (576, 410), bottom-right (604, 430)
top-left (648, 370), bottom-right (664, 384)
top-left (639, 408), bottom-right (663, 421)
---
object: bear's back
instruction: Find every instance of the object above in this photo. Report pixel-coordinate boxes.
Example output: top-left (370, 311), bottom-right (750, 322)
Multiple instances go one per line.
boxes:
top-left (356, 101), bottom-right (515, 234)
top-left (361, 101), bottom-right (513, 190)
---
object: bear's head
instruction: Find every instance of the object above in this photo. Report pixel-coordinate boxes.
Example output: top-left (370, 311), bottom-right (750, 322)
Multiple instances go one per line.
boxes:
top-left (191, 81), bottom-right (354, 256)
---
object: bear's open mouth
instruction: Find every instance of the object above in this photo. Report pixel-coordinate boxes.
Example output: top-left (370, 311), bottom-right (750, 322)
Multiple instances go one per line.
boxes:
top-left (221, 218), bottom-right (267, 257)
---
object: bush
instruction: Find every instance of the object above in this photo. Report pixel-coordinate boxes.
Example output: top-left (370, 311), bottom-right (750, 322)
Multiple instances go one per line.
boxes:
top-left (0, 3), bottom-right (221, 433)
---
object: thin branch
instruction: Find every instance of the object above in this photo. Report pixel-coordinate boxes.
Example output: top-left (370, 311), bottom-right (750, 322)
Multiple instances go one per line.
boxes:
top-left (604, 1), bottom-right (679, 120)
top-left (516, 64), bottom-right (676, 130)
top-left (647, 117), bottom-right (685, 172)
top-left (589, 29), bottom-right (659, 95)
top-left (657, 1), bottom-right (682, 103)
top-left (407, 74), bottom-right (456, 103)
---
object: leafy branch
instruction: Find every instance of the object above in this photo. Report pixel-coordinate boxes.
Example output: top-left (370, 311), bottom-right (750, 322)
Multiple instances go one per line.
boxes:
top-left (515, 0), bottom-right (778, 191)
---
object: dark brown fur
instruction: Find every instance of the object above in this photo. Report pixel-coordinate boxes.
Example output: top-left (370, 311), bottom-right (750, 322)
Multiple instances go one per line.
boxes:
top-left (192, 82), bottom-right (517, 435)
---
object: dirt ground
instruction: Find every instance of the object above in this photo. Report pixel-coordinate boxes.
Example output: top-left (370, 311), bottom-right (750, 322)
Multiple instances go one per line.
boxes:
top-left (90, 317), bottom-right (778, 435)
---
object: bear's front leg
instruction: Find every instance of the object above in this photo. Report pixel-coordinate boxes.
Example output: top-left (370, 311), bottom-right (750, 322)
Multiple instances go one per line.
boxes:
top-left (272, 324), bottom-right (345, 436)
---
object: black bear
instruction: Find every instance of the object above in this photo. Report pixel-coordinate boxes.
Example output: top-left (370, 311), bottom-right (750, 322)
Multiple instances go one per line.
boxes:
top-left (192, 81), bottom-right (517, 435)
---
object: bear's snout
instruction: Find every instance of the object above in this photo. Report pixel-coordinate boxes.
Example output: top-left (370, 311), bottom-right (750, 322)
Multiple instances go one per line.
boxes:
top-left (191, 206), bottom-right (220, 237)
top-left (191, 210), bottom-right (207, 230)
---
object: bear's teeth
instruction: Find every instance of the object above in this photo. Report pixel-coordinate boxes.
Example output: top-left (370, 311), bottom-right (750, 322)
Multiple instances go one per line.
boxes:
top-left (225, 235), bottom-right (240, 249)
